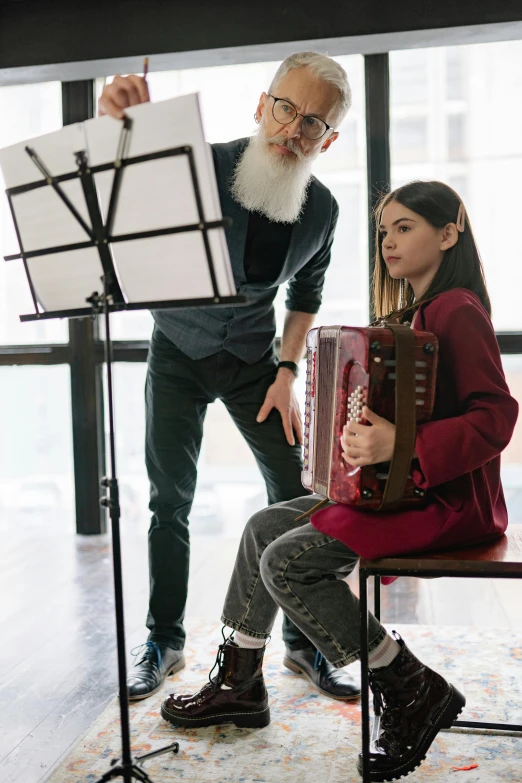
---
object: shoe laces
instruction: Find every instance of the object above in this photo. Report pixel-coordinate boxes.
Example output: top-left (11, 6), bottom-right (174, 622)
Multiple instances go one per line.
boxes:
top-left (131, 641), bottom-right (162, 671)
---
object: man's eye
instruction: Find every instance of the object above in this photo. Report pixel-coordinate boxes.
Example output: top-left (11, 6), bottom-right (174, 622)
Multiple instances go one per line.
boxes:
top-left (281, 103), bottom-right (294, 114)
top-left (304, 117), bottom-right (319, 127)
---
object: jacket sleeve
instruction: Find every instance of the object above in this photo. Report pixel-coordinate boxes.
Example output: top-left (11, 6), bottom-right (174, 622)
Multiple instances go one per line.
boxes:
top-left (285, 197), bottom-right (338, 314)
top-left (412, 298), bottom-right (519, 489)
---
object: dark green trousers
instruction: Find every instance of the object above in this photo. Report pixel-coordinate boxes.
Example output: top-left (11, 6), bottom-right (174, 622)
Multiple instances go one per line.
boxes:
top-left (145, 325), bottom-right (309, 650)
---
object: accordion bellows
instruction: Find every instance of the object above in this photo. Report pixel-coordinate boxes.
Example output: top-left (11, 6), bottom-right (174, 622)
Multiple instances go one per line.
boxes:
top-left (302, 324), bottom-right (438, 510)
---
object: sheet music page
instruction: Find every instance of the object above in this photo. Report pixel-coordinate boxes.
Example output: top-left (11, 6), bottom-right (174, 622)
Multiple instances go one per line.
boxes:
top-left (84, 93), bottom-right (236, 302)
top-left (0, 124), bottom-right (105, 313)
top-left (27, 248), bottom-right (106, 312)
top-left (0, 93), bottom-right (237, 315)
top-left (0, 123), bottom-right (85, 189)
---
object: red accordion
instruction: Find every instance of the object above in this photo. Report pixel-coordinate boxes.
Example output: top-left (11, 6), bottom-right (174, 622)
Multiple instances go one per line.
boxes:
top-left (302, 324), bottom-right (438, 510)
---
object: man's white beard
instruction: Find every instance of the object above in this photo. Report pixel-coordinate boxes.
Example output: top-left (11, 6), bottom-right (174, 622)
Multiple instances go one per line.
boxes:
top-left (230, 128), bottom-right (319, 224)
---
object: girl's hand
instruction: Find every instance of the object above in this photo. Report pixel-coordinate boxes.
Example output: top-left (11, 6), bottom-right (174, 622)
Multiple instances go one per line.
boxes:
top-left (341, 406), bottom-right (396, 467)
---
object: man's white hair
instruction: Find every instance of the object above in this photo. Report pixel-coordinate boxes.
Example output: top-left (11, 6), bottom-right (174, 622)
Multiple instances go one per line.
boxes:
top-left (268, 51), bottom-right (352, 128)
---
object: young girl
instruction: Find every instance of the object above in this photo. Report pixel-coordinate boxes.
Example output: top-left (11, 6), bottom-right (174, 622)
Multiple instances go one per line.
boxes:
top-left (159, 182), bottom-right (518, 782)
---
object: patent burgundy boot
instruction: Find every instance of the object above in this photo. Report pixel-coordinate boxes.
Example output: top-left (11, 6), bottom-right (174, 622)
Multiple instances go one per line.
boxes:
top-left (161, 637), bottom-right (270, 729)
top-left (357, 634), bottom-right (466, 781)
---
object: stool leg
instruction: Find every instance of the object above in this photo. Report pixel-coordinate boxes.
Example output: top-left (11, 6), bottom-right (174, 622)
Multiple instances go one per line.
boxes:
top-left (374, 575), bottom-right (381, 622)
top-left (359, 568), bottom-right (371, 783)
top-left (373, 575), bottom-right (382, 718)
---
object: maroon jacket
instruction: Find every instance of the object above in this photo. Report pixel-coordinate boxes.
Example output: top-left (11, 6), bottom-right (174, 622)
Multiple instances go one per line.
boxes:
top-left (311, 288), bottom-right (519, 559)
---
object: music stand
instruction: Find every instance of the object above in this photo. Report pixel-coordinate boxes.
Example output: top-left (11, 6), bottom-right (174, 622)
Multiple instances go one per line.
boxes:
top-left (1, 102), bottom-right (245, 783)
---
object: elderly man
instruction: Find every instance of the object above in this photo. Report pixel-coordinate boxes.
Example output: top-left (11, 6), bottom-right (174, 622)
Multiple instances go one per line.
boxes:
top-left (99, 51), bottom-right (358, 702)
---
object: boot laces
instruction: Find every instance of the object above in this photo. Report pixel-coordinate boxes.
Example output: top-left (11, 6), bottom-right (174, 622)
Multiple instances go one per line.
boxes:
top-left (369, 671), bottom-right (413, 740)
top-left (207, 627), bottom-right (233, 691)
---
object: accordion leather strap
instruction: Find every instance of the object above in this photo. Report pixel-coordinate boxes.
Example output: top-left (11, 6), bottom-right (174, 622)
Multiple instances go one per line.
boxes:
top-left (379, 323), bottom-right (417, 510)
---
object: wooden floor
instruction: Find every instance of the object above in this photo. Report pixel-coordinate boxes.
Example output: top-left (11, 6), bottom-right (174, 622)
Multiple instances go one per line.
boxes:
top-left (0, 513), bottom-right (521, 783)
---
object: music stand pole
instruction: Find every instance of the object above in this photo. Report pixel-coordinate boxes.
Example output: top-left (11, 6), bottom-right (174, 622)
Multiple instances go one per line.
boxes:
top-left (90, 276), bottom-right (179, 783)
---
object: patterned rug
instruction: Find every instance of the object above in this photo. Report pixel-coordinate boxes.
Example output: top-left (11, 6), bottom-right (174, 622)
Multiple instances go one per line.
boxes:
top-left (46, 623), bottom-right (522, 783)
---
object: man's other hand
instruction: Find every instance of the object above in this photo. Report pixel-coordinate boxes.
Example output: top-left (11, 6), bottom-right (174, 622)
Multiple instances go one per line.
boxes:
top-left (256, 370), bottom-right (303, 447)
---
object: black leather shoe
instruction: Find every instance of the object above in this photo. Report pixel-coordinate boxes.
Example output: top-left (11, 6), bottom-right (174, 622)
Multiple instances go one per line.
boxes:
top-left (283, 647), bottom-right (361, 700)
top-left (127, 641), bottom-right (185, 701)
top-left (357, 634), bottom-right (465, 781)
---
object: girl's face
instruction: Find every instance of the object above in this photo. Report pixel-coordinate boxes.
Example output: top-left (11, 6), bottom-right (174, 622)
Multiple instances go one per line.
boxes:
top-left (379, 199), bottom-right (458, 298)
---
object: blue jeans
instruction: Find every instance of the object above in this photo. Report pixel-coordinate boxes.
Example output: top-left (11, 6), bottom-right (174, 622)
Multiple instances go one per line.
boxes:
top-left (222, 495), bottom-right (386, 667)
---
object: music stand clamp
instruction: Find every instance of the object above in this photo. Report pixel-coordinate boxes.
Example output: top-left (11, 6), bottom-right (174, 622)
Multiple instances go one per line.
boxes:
top-left (4, 118), bottom-right (246, 783)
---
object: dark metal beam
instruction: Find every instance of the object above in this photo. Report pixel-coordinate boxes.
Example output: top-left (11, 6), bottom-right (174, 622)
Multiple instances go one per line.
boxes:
top-left (62, 79), bottom-right (106, 535)
top-left (0, 345), bottom-right (72, 365)
top-left (2, 0), bottom-right (522, 79)
top-left (365, 53), bottom-right (391, 322)
top-left (102, 333), bottom-right (522, 364)
top-left (69, 318), bottom-right (107, 535)
top-left (496, 333), bottom-right (522, 355)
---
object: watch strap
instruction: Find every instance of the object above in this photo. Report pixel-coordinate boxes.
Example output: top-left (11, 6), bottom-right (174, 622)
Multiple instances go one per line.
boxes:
top-left (277, 360), bottom-right (299, 377)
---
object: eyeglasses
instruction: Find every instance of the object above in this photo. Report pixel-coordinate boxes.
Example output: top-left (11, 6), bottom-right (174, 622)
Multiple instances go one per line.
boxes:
top-left (268, 94), bottom-right (333, 140)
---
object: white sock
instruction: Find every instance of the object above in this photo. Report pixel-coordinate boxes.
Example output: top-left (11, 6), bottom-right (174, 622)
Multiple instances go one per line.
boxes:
top-left (368, 633), bottom-right (401, 669)
top-left (233, 630), bottom-right (266, 649)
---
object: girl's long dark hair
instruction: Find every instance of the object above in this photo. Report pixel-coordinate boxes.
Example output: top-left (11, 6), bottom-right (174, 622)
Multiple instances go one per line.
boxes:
top-left (372, 181), bottom-right (491, 321)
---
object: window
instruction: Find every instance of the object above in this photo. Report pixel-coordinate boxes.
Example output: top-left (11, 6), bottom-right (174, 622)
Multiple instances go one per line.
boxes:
top-left (0, 365), bottom-right (74, 530)
top-left (446, 49), bottom-right (466, 101)
top-left (391, 49), bottom-right (428, 105)
top-left (447, 113), bottom-right (466, 161)
top-left (0, 82), bottom-right (68, 344)
top-left (390, 40), bottom-right (522, 330)
top-left (391, 117), bottom-right (428, 163)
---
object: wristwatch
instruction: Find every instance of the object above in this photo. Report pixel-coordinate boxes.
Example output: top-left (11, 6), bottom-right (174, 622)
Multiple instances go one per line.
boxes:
top-left (277, 360), bottom-right (299, 378)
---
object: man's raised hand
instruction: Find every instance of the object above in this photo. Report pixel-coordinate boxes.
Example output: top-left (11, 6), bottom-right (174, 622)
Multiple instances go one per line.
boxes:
top-left (98, 75), bottom-right (150, 119)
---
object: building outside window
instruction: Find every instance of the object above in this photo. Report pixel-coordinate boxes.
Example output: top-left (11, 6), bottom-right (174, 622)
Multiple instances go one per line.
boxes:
top-left (0, 82), bottom-right (74, 530)
top-left (390, 40), bottom-right (522, 523)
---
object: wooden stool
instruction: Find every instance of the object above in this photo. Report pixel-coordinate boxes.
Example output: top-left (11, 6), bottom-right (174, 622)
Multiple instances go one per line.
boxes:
top-left (358, 528), bottom-right (522, 782)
